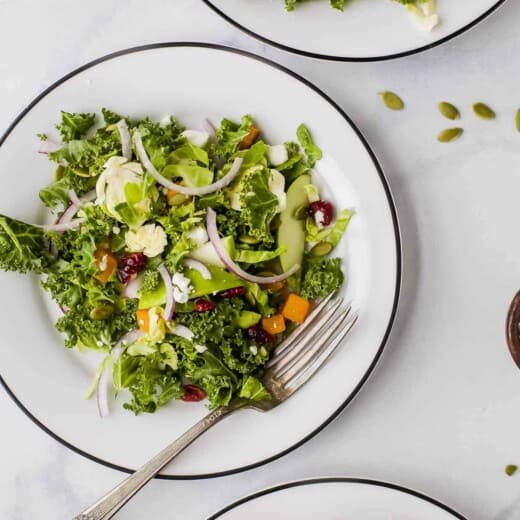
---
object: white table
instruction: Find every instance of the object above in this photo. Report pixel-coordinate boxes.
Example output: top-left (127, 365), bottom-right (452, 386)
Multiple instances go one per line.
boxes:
top-left (1, 1), bottom-right (520, 518)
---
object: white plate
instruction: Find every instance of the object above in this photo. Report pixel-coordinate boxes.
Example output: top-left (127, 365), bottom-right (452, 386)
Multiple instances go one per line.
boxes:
top-left (209, 478), bottom-right (467, 519)
top-left (0, 44), bottom-right (400, 478)
top-left (204, 0), bottom-right (506, 61)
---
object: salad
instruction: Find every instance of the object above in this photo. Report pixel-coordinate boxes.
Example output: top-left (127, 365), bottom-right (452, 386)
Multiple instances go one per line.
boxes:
top-left (0, 110), bottom-right (353, 416)
top-left (284, 0), bottom-right (439, 31)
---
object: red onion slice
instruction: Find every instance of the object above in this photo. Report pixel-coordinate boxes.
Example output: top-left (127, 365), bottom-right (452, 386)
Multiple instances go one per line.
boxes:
top-left (134, 130), bottom-right (243, 196)
top-left (117, 119), bottom-right (132, 161)
top-left (96, 367), bottom-right (111, 419)
top-left (158, 264), bottom-right (175, 321)
top-left (97, 329), bottom-right (144, 418)
top-left (59, 201), bottom-right (79, 223)
top-left (38, 139), bottom-right (61, 155)
top-left (203, 118), bottom-right (216, 135)
top-left (123, 273), bottom-right (143, 299)
top-left (67, 189), bottom-right (81, 207)
top-left (43, 217), bottom-right (84, 233)
top-left (206, 208), bottom-right (300, 284)
top-left (45, 198), bottom-right (83, 242)
top-left (184, 258), bottom-right (212, 280)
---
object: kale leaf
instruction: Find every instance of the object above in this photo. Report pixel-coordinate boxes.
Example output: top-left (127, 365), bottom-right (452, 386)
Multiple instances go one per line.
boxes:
top-left (0, 215), bottom-right (51, 274)
top-left (120, 352), bottom-right (184, 414)
top-left (301, 256), bottom-right (344, 300)
top-left (56, 111), bottom-right (96, 142)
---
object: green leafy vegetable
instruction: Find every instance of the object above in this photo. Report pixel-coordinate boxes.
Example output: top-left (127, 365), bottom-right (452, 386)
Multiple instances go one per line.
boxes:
top-left (55, 299), bottom-right (138, 350)
top-left (234, 245), bottom-right (286, 264)
top-left (120, 352), bottom-right (184, 414)
top-left (239, 376), bottom-right (271, 401)
top-left (0, 215), bottom-right (51, 274)
top-left (306, 208), bottom-right (353, 249)
top-left (296, 124), bottom-right (322, 168)
top-left (301, 256), bottom-right (344, 300)
top-left (56, 111), bottom-right (96, 142)
top-left (101, 108), bottom-right (123, 125)
top-left (39, 179), bottom-right (71, 210)
top-left (139, 269), bottom-right (160, 296)
top-left (239, 166), bottom-right (279, 244)
top-left (212, 115), bottom-right (253, 161)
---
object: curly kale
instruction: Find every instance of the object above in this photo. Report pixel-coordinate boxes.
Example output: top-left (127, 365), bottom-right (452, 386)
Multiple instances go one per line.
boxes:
top-left (119, 353), bottom-right (184, 414)
top-left (301, 256), bottom-right (344, 300)
top-left (210, 114), bottom-right (253, 163)
top-left (134, 116), bottom-right (185, 172)
top-left (175, 299), bottom-right (269, 406)
top-left (239, 166), bottom-right (278, 244)
top-left (55, 111), bottom-right (96, 142)
top-left (48, 204), bottom-right (113, 273)
top-left (55, 299), bottom-right (138, 350)
top-left (101, 107), bottom-right (123, 125)
top-left (139, 269), bottom-right (160, 295)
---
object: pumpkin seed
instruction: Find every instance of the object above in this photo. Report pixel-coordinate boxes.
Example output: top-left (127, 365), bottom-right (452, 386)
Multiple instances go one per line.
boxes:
top-left (167, 193), bottom-right (187, 206)
top-left (506, 464), bottom-right (518, 477)
top-left (293, 203), bottom-right (309, 220)
top-left (516, 109), bottom-right (520, 132)
top-left (379, 91), bottom-right (404, 111)
top-left (472, 102), bottom-right (496, 120)
top-left (54, 165), bottom-right (65, 181)
top-left (238, 234), bottom-right (261, 245)
top-left (310, 241), bottom-right (333, 257)
top-left (72, 167), bottom-right (92, 177)
top-left (438, 102), bottom-right (460, 121)
top-left (437, 128), bottom-right (464, 143)
top-left (89, 303), bottom-right (115, 321)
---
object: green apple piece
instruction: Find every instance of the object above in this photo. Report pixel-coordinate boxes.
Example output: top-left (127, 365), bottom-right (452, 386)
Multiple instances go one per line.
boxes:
top-left (187, 266), bottom-right (243, 298)
top-left (234, 311), bottom-right (262, 329)
top-left (138, 281), bottom-right (166, 309)
top-left (278, 174), bottom-right (311, 274)
top-left (188, 236), bottom-right (235, 267)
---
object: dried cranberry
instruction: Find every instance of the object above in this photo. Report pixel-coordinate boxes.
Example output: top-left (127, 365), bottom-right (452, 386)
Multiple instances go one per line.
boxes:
top-left (218, 286), bottom-right (247, 299)
top-left (117, 253), bottom-right (146, 283)
top-left (309, 200), bottom-right (334, 227)
top-left (181, 385), bottom-right (207, 402)
top-left (247, 324), bottom-right (275, 345)
top-left (194, 299), bottom-right (216, 312)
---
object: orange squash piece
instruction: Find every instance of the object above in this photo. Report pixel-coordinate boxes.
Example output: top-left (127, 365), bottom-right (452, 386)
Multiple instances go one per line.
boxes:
top-left (282, 293), bottom-right (311, 324)
top-left (136, 309), bottom-right (150, 333)
top-left (94, 247), bottom-right (117, 284)
top-left (238, 126), bottom-right (260, 150)
top-left (262, 314), bottom-right (286, 335)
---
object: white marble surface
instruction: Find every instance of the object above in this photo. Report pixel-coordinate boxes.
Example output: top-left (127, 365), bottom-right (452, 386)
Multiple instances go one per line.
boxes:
top-left (1, 1), bottom-right (520, 518)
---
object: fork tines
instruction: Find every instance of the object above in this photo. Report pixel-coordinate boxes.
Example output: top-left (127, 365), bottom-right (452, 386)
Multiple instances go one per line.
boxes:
top-left (266, 294), bottom-right (358, 392)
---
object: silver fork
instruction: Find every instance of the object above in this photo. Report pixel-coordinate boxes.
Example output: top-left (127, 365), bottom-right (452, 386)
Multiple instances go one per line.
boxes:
top-left (73, 294), bottom-right (358, 520)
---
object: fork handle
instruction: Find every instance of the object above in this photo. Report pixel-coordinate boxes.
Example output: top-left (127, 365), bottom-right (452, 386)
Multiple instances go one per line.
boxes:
top-left (73, 404), bottom-right (239, 520)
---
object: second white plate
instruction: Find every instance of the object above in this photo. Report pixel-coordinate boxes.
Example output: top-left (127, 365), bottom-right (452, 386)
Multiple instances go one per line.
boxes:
top-left (204, 0), bottom-right (506, 61)
top-left (209, 478), bottom-right (467, 519)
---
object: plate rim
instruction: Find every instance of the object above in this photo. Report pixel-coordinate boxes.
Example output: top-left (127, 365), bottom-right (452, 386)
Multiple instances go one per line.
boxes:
top-left (203, 0), bottom-right (507, 62)
top-left (0, 42), bottom-right (401, 479)
top-left (207, 476), bottom-right (469, 519)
